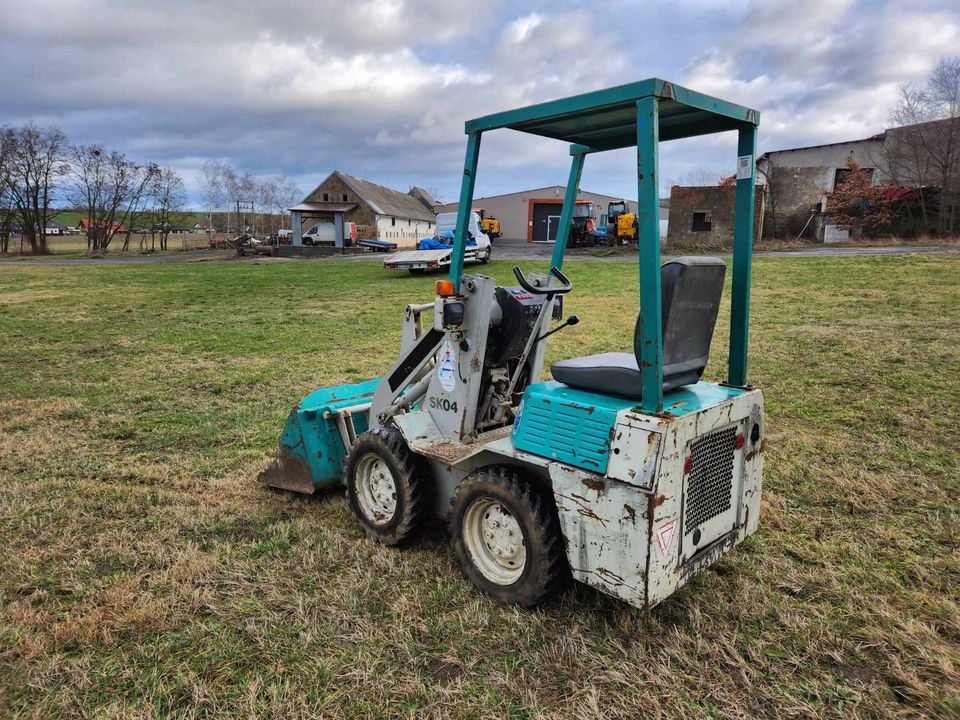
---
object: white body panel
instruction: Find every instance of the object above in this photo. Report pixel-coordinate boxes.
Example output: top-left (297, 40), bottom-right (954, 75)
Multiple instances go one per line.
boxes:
top-left (446, 387), bottom-right (764, 609)
top-left (551, 389), bottom-right (764, 608)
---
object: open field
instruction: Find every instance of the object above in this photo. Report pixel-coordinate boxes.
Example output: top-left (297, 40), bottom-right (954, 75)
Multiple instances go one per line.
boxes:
top-left (48, 211), bottom-right (210, 230)
top-left (0, 255), bottom-right (958, 718)
top-left (2, 233), bottom-right (214, 258)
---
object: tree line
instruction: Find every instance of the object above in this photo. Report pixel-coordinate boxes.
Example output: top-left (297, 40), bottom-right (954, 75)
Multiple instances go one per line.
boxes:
top-left (0, 126), bottom-right (304, 255)
top-left (197, 160), bottom-right (301, 238)
top-left (0, 125), bottom-right (189, 253)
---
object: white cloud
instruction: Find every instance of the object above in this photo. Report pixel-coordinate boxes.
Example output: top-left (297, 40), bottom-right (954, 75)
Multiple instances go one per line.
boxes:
top-left (0, 0), bottom-right (958, 203)
top-left (503, 13), bottom-right (543, 44)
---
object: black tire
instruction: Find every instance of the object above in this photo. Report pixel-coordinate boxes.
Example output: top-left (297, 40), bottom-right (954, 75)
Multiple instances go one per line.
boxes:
top-left (344, 427), bottom-right (425, 546)
top-left (450, 466), bottom-right (568, 607)
top-left (480, 248), bottom-right (491, 264)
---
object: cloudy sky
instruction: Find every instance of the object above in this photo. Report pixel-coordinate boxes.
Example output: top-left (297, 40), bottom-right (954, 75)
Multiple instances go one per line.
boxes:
top-left (1, 0), bottom-right (958, 205)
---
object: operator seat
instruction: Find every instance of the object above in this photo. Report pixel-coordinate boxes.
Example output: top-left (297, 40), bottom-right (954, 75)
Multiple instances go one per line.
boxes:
top-left (550, 256), bottom-right (726, 399)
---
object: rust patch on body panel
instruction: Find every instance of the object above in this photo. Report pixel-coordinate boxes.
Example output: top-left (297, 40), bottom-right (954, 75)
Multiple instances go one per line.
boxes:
top-left (595, 566), bottom-right (625, 585)
top-left (623, 504), bottom-right (636, 523)
top-left (745, 439), bottom-right (766, 462)
top-left (582, 478), bottom-right (605, 492)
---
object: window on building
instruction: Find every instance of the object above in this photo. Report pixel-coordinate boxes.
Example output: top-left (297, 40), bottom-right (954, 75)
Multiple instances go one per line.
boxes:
top-left (322, 192), bottom-right (329, 201)
top-left (342, 194), bottom-right (348, 202)
top-left (833, 167), bottom-right (873, 190)
top-left (391, 218), bottom-right (396, 226)
top-left (407, 219), bottom-right (411, 226)
top-left (691, 211), bottom-right (712, 232)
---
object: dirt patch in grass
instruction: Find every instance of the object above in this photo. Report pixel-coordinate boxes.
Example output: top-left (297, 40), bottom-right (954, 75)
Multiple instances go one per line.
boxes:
top-left (0, 255), bottom-right (958, 718)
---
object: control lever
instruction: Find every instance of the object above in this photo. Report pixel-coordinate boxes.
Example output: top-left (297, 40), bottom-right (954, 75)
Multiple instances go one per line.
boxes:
top-left (535, 315), bottom-right (579, 344)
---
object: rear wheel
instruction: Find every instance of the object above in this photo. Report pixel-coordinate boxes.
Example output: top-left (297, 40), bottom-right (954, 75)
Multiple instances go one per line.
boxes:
top-left (451, 467), bottom-right (567, 607)
top-left (345, 427), bottom-right (425, 546)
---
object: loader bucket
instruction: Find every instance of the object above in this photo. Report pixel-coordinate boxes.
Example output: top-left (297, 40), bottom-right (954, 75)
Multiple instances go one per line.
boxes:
top-left (258, 377), bottom-right (380, 494)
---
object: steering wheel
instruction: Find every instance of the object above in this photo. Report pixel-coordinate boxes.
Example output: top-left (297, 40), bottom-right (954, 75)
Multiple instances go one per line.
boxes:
top-left (512, 266), bottom-right (573, 295)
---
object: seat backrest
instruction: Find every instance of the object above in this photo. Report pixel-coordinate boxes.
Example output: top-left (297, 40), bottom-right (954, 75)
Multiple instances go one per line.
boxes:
top-left (633, 256), bottom-right (726, 392)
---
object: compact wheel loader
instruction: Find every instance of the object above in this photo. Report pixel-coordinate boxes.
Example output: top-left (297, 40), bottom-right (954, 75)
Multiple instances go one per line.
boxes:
top-left (259, 78), bottom-right (765, 610)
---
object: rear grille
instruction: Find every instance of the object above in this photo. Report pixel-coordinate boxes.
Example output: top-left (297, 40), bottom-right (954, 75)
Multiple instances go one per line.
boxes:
top-left (685, 426), bottom-right (737, 531)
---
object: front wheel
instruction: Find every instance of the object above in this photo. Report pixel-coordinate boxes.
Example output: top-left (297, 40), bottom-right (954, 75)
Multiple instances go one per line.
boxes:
top-left (450, 467), bottom-right (568, 607)
top-left (345, 427), bottom-right (425, 546)
top-left (480, 248), bottom-right (492, 264)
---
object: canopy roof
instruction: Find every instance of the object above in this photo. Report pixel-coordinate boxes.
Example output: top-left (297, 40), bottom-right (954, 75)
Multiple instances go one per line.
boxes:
top-left (288, 202), bottom-right (357, 214)
top-left (465, 78), bottom-right (759, 152)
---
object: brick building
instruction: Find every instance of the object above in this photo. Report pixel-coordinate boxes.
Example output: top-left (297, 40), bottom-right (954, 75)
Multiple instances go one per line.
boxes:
top-left (757, 135), bottom-right (887, 240)
top-left (665, 185), bottom-right (764, 251)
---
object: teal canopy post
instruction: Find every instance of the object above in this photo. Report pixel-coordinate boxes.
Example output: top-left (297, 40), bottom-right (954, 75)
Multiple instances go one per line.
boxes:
top-left (449, 131), bottom-right (482, 292)
top-left (728, 125), bottom-right (756, 387)
top-left (549, 150), bottom-right (586, 271)
top-left (636, 97), bottom-right (662, 414)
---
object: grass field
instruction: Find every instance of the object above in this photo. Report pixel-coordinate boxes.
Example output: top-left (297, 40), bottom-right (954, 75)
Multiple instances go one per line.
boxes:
top-left (2, 233), bottom-right (213, 257)
top-left (0, 255), bottom-right (958, 718)
top-left (48, 211), bottom-right (210, 231)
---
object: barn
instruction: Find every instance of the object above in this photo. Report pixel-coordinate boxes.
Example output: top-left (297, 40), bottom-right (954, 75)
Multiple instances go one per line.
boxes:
top-left (291, 171), bottom-right (436, 248)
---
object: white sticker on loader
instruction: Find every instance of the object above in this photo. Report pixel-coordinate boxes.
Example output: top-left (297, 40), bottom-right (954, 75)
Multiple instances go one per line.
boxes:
top-left (437, 339), bottom-right (457, 393)
top-left (656, 519), bottom-right (677, 558)
top-left (737, 154), bottom-right (753, 180)
top-left (512, 400), bottom-right (524, 435)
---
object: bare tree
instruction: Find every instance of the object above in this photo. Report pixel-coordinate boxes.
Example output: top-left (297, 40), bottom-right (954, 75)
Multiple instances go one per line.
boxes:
top-left (756, 160), bottom-right (786, 238)
top-left (1, 124), bottom-right (68, 254)
top-left (884, 56), bottom-right (960, 234)
top-left (274, 177), bottom-right (302, 230)
top-left (256, 176), bottom-right (277, 236)
top-left (68, 145), bottom-right (157, 252)
top-left (198, 159), bottom-right (225, 233)
top-left (0, 129), bottom-right (14, 254)
top-left (148, 166), bottom-right (187, 251)
top-left (673, 168), bottom-right (724, 187)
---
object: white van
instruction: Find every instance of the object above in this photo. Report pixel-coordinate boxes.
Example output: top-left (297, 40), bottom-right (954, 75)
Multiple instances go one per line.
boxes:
top-left (303, 222), bottom-right (356, 246)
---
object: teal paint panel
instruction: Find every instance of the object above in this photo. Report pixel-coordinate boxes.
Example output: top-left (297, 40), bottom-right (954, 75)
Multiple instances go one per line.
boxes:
top-left (450, 131), bottom-right (481, 292)
top-left (279, 377), bottom-right (379, 489)
top-left (659, 382), bottom-right (746, 417)
top-left (636, 97), bottom-right (663, 414)
top-left (551, 151), bottom-right (586, 271)
top-left (512, 380), bottom-right (747, 473)
top-left (513, 381), bottom-right (634, 474)
top-left (729, 126), bottom-right (757, 387)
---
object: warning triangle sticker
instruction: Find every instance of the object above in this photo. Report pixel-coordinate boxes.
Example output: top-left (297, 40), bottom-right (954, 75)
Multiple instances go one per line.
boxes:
top-left (656, 519), bottom-right (677, 558)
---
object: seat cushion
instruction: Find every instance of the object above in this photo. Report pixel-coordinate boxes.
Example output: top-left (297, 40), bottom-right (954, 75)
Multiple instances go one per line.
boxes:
top-left (550, 352), bottom-right (643, 399)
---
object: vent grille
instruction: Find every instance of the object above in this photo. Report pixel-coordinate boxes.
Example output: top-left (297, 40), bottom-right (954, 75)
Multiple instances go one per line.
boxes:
top-left (685, 426), bottom-right (737, 531)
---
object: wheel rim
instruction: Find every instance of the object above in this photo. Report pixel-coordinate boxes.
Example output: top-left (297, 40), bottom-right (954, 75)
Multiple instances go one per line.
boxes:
top-left (462, 497), bottom-right (526, 585)
top-left (354, 453), bottom-right (398, 525)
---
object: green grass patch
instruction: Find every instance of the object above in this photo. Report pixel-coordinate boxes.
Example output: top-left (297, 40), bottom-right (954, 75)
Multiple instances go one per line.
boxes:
top-left (0, 254), bottom-right (958, 718)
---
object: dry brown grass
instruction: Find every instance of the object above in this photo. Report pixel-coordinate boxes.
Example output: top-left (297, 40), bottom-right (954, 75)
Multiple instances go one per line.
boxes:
top-left (0, 255), bottom-right (958, 718)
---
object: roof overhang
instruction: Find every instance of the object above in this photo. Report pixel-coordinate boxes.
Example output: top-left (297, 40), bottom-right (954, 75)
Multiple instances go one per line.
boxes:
top-left (288, 202), bottom-right (357, 213)
top-left (465, 78), bottom-right (759, 152)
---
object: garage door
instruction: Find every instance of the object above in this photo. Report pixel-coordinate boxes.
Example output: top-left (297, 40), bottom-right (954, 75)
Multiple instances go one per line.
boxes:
top-left (532, 202), bottom-right (560, 243)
